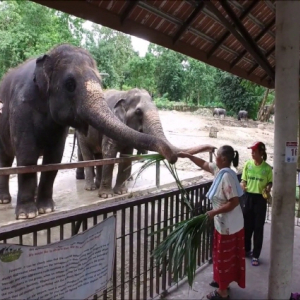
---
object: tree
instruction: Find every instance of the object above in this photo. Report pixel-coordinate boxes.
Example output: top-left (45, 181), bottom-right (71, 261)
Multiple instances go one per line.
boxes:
top-left (85, 25), bottom-right (137, 89)
top-left (0, 0), bottom-right (85, 79)
top-left (215, 70), bottom-right (263, 119)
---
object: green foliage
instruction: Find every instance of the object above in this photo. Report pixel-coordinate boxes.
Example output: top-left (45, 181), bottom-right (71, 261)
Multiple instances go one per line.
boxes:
top-left (0, 0), bottom-right (84, 79)
top-left (85, 25), bottom-right (137, 89)
top-left (215, 70), bottom-right (263, 119)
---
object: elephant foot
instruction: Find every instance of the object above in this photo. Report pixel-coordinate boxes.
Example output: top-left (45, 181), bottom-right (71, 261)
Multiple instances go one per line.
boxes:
top-left (85, 181), bottom-right (97, 191)
top-left (76, 169), bottom-right (85, 180)
top-left (113, 186), bottom-right (128, 195)
top-left (37, 198), bottom-right (55, 214)
top-left (16, 202), bottom-right (38, 220)
top-left (0, 192), bottom-right (11, 204)
top-left (98, 188), bottom-right (114, 199)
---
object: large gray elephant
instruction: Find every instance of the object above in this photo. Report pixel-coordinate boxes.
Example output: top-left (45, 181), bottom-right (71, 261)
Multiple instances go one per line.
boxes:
top-left (75, 88), bottom-right (212, 198)
top-left (213, 108), bottom-right (226, 117)
top-left (0, 44), bottom-right (181, 220)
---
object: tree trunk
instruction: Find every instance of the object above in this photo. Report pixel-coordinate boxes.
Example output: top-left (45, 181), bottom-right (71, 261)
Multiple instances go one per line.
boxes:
top-left (262, 101), bottom-right (275, 122)
top-left (298, 95), bottom-right (300, 169)
top-left (257, 88), bottom-right (269, 120)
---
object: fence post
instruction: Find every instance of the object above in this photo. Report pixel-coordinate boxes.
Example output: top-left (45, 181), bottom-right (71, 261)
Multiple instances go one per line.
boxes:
top-left (156, 160), bottom-right (160, 188)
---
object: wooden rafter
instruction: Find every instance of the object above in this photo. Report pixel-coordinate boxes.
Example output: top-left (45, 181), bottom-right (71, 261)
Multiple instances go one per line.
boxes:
top-left (120, 1), bottom-right (139, 24)
top-left (248, 45), bottom-right (275, 76)
top-left (173, 1), bottom-right (205, 45)
top-left (209, 0), bottom-right (274, 80)
top-left (230, 17), bottom-right (275, 69)
top-left (207, 0), bottom-right (259, 59)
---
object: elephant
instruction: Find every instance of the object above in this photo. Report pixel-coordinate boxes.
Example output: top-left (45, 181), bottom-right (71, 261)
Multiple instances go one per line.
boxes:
top-left (75, 88), bottom-right (213, 198)
top-left (213, 108), bottom-right (226, 117)
top-left (237, 110), bottom-right (248, 121)
top-left (0, 44), bottom-right (182, 220)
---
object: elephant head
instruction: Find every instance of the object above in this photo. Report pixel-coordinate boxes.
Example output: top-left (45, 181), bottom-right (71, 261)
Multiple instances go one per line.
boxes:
top-left (31, 44), bottom-right (177, 163)
top-left (110, 88), bottom-right (210, 155)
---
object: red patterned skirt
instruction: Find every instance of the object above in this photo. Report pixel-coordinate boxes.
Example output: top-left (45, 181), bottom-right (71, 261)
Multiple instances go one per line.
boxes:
top-left (213, 228), bottom-right (246, 290)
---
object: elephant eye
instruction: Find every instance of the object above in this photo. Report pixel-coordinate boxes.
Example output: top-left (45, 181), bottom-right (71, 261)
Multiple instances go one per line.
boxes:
top-left (135, 108), bottom-right (143, 116)
top-left (65, 77), bottom-right (76, 93)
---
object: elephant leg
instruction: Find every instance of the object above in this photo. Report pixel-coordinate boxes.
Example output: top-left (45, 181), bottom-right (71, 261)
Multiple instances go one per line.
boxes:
top-left (94, 153), bottom-right (103, 189)
top-left (0, 147), bottom-right (14, 204)
top-left (36, 135), bottom-right (67, 215)
top-left (15, 149), bottom-right (40, 220)
top-left (114, 147), bottom-right (134, 195)
top-left (78, 139), bottom-right (97, 191)
top-left (76, 140), bottom-right (85, 180)
top-left (98, 140), bottom-right (118, 198)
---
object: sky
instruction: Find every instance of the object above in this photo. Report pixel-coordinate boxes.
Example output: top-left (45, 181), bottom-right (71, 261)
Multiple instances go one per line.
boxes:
top-left (83, 21), bottom-right (150, 57)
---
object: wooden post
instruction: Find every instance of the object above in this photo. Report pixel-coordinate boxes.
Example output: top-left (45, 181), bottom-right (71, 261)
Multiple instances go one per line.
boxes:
top-left (268, 1), bottom-right (300, 299)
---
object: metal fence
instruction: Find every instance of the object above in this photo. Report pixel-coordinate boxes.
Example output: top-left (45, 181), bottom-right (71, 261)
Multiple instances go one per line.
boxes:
top-left (0, 180), bottom-right (214, 300)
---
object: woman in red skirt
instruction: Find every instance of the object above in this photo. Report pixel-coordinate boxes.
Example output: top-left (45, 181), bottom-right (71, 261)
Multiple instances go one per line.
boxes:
top-left (179, 145), bottom-right (245, 299)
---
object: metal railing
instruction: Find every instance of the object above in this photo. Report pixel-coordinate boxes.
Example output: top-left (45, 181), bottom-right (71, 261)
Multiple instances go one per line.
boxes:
top-left (0, 180), bottom-right (214, 300)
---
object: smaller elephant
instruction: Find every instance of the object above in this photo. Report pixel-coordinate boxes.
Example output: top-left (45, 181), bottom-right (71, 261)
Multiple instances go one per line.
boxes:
top-left (213, 108), bottom-right (226, 117)
top-left (237, 110), bottom-right (248, 121)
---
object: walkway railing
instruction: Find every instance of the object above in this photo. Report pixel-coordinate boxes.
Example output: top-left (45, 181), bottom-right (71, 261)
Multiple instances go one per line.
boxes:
top-left (0, 180), bottom-right (214, 300)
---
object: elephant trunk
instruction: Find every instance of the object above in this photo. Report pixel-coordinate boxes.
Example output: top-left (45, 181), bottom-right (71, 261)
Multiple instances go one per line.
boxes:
top-left (79, 80), bottom-right (177, 164)
top-left (144, 111), bottom-right (215, 156)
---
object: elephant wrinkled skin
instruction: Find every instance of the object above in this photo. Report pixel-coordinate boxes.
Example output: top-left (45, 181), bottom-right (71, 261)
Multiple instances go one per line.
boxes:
top-left (0, 44), bottom-right (181, 220)
top-left (75, 88), bottom-right (215, 198)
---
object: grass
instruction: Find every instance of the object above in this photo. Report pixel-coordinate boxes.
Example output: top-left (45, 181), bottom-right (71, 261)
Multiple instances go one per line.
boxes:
top-left (131, 153), bottom-right (211, 288)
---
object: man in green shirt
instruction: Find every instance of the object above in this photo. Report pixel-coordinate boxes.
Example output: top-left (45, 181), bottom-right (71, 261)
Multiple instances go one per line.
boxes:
top-left (240, 141), bottom-right (273, 266)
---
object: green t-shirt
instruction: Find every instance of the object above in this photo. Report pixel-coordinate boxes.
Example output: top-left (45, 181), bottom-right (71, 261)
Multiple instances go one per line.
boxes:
top-left (241, 160), bottom-right (273, 194)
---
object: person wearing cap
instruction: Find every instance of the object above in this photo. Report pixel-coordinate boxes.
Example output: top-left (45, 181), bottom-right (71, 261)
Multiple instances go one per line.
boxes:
top-left (240, 141), bottom-right (272, 267)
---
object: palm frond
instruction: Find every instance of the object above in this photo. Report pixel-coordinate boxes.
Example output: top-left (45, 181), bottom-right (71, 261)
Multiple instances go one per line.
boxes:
top-left (131, 153), bottom-right (211, 288)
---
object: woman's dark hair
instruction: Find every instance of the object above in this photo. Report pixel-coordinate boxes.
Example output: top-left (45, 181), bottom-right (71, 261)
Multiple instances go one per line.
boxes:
top-left (220, 145), bottom-right (239, 168)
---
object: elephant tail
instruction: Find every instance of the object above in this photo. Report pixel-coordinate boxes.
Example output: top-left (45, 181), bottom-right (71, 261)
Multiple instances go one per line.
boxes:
top-left (70, 130), bottom-right (76, 163)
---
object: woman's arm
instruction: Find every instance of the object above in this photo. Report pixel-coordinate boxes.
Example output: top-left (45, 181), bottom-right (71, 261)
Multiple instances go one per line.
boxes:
top-left (178, 152), bottom-right (212, 174)
top-left (207, 197), bottom-right (240, 219)
top-left (181, 144), bottom-right (217, 155)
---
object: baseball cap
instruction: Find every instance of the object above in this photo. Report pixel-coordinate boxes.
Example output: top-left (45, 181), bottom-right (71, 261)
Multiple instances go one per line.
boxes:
top-left (248, 141), bottom-right (266, 151)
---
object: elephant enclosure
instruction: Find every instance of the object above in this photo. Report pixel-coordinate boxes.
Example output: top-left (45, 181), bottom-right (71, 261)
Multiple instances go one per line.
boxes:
top-left (0, 109), bottom-right (275, 298)
top-left (0, 109), bottom-right (275, 226)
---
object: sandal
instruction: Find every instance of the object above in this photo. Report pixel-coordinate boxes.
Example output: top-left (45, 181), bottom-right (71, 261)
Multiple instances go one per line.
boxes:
top-left (252, 257), bottom-right (260, 266)
top-left (207, 290), bottom-right (230, 299)
top-left (209, 281), bottom-right (230, 290)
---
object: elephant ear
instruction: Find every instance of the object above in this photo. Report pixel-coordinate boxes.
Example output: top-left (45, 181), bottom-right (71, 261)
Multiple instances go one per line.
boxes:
top-left (113, 99), bottom-right (127, 123)
top-left (32, 54), bottom-right (53, 111)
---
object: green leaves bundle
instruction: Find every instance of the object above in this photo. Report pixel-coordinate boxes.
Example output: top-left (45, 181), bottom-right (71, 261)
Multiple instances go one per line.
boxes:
top-left (131, 153), bottom-right (211, 288)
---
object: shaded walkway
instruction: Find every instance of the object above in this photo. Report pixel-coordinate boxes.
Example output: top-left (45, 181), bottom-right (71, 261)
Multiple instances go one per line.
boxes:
top-left (166, 222), bottom-right (300, 299)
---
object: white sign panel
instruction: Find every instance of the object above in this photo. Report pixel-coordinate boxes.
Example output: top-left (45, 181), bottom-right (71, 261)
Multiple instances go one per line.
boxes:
top-left (0, 216), bottom-right (116, 300)
top-left (285, 141), bottom-right (298, 163)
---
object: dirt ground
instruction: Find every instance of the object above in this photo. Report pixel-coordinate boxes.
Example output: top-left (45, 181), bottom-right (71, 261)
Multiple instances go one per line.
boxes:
top-left (159, 108), bottom-right (274, 173)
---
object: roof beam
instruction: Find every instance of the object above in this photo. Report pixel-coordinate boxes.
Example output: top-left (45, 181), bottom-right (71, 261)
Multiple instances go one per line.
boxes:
top-left (230, 17), bottom-right (275, 69)
top-left (138, 1), bottom-right (255, 66)
top-left (120, 1), bottom-right (139, 24)
top-left (173, 1), bottom-right (205, 45)
top-left (207, 0), bottom-right (259, 59)
top-left (207, 0), bottom-right (274, 80)
top-left (247, 45), bottom-right (275, 76)
top-left (230, 0), bottom-right (275, 38)
top-left (30, 0), bottom-right (274, 88)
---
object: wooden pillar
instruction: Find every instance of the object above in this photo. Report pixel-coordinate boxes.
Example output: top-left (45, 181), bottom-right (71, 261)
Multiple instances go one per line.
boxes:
top-left (268, 1), bottom-right (300, 299)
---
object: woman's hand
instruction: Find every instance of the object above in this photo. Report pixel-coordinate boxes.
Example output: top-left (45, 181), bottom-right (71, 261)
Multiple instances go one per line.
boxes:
top-left (206, 210), bottom-right (216, 220)
top-left (207, 145), bottom-right (217, 153)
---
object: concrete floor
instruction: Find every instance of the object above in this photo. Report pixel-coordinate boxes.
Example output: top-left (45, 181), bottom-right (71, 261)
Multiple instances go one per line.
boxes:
top-left (166, 221), bottom-right (300, 300)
